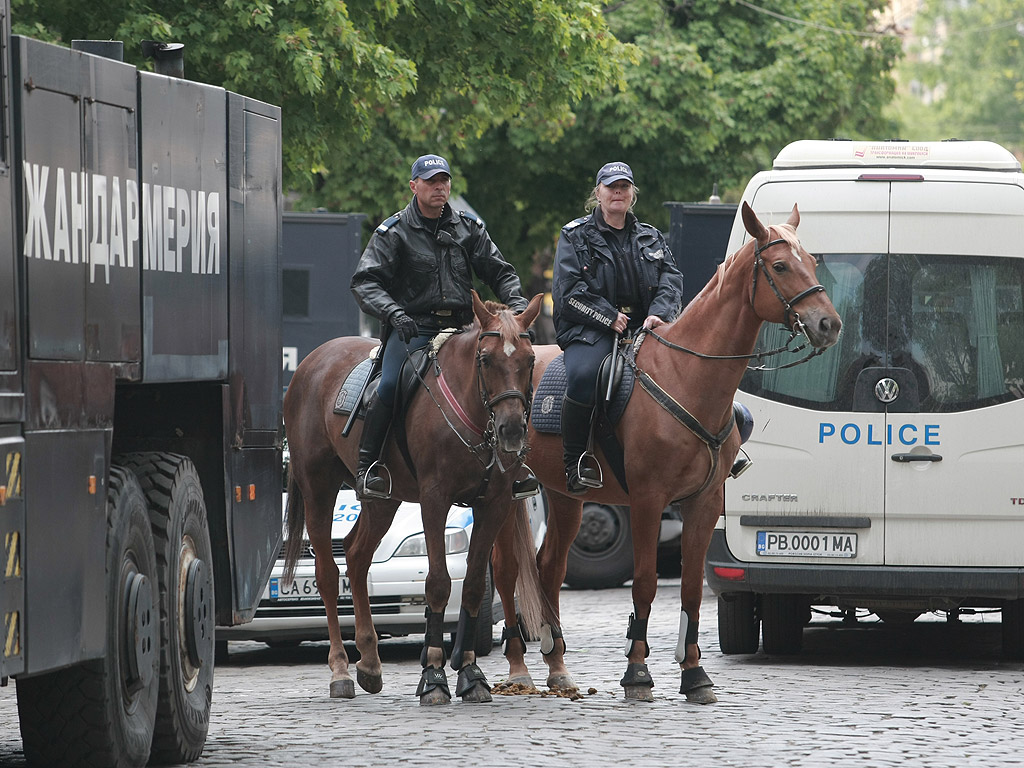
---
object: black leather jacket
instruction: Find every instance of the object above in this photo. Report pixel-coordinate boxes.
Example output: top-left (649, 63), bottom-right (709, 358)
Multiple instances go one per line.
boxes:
top-left (351, 198), bottom-right (527, 330)
top-left (552, 208), bottom-right (684, 348)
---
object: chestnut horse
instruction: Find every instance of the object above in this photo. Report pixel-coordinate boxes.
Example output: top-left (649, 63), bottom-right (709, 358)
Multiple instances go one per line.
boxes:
top-left (283, 291), bottom-right (546, 705)
top-left (492, 203), bottom-right (842, 702)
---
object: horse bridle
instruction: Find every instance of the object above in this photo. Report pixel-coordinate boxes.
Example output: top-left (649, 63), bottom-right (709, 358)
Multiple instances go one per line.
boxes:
top-left (474, 330), bottom-right (535, 469)
top-left (419, 328), bottom-right (534, 473)
top-left (751, 234), bottom-right (825, 334)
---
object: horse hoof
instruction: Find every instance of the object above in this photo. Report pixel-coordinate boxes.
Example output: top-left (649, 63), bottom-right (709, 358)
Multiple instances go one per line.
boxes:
top-left (507, 673), bottom-right (536, 688)
top-left (679, 665), bottom-right (715, 704)
top-left (329, 678), bottom-right (355, 699)
top-left (419, 688), bottom-right (451, 706)
top-left (455, 663), bottom-right (492, 703)
top-left (684, 685), bottom-right (718, 704)
top-left (546, 673), bottom-right (577, 692)
top-left (623, 685), bottom-right (655, 702)
top-left (460, 683), bottom-right (493, 703)
top-left (356, 665), bottom-right (383, 694)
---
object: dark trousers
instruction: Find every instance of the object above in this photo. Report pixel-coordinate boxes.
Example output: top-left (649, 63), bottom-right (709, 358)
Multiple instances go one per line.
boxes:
top-left (377, 333), bottom-right (431, 406)
top-left (563, 334), bottom-right (615, 406)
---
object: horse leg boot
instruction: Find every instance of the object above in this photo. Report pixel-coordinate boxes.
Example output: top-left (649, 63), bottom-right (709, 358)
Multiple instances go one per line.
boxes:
top-left (416, 608), bottom-right (451, 706)
top-left (561, 396), bottom-right (602, 494)
top-left (355, 392), bottom-right (392, 500)
top-left (450, 608), bottom-right (492, 703)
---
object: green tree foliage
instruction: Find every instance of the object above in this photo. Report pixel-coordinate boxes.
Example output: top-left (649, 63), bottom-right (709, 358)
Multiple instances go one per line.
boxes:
top-left (457, 0), bottom-right (902, 280)
top-left (12, 0), bottom-right (631, 210)
top-left (899, 0), bottom-right (1024, 153)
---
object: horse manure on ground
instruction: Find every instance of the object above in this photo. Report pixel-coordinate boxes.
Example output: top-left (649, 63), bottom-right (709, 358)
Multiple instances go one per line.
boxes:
top-left (490, 681), bottom-right (598, 701)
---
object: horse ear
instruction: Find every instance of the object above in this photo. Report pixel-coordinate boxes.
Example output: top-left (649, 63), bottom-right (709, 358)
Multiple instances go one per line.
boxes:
top-left (741, 201), bottom-right (769, 241)
top-left (517, 293), bottom-right (543, 330)
top-left (786, 203), bottom-right (800, 229)
top-left (471, 289), bottom-right (493, 327)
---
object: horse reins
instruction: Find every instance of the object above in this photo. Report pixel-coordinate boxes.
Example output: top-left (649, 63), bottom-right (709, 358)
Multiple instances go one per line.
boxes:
top-left (627, 231), bottom-right (828, 498)
top-left (409, 328), bottom-right (534, 481)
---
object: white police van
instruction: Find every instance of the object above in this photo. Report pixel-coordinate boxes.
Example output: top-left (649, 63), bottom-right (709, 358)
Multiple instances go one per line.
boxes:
top-left (706, 140), bottom-right (1024, 658)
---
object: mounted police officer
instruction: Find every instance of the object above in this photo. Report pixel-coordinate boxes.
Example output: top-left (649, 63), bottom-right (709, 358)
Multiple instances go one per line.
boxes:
top-left (350, 153), bottom-right (537, 500)
top-left (552, 161), bottom-right (685, 494)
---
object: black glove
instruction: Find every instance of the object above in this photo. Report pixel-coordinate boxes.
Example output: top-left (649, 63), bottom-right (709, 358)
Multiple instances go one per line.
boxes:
top-left (390, 311), bottom-right (419, 343)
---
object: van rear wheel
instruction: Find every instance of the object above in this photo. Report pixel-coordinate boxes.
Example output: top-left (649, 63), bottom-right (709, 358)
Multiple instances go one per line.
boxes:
top-left (1002, 599), bottom-right (1024, 659)
top-left (761, 594), bottom-right (806, 655)
top-left (717, 593), bottom-right (760, 654)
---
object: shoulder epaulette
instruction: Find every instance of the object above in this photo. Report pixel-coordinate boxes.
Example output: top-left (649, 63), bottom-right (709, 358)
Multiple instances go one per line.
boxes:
top-left (562, 216), bottom-right (588, 231)
top-left (375, 212), bottom-right (402, 234)
top-left (458, 210), bottom-right (485, 227)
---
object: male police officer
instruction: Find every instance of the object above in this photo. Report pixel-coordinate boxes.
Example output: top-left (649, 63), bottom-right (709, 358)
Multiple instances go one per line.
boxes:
top-left (350, 153), bottom-right (538, 499)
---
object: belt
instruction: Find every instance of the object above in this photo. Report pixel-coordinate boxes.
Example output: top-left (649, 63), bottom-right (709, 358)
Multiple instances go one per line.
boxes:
top-left (410, 309), bottom-right (470, 327)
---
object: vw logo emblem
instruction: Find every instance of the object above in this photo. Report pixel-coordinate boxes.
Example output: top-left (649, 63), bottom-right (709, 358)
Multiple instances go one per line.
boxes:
top-left (875, 377), bottom-right (899, 403)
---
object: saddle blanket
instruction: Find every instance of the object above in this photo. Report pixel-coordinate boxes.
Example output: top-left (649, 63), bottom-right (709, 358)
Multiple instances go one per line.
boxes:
top-left (531, 353), bottom-right (634, 433)
top-left (333, 357), bottom-right (375, 415)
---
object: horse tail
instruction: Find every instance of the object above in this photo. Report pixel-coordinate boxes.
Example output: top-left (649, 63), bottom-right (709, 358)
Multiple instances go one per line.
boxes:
top-left (510, 499), bottom-right (557, 637)
top-left (282, 466), bottom-right (305, 587)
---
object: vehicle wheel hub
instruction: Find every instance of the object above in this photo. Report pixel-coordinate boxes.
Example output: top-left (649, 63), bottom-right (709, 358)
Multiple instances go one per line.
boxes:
top-left (124, 570), bottom-right (156, 691)
top-left (576, 505), bottom-right (620, 552)
top-left (184, 558), bottom-right (211, 671)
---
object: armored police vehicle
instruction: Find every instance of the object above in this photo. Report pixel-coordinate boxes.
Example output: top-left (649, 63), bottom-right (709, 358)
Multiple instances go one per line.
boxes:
top-left (707, 140), bottom-right (1024, 659)
top-left (0, 2), bottom-right (283, 765)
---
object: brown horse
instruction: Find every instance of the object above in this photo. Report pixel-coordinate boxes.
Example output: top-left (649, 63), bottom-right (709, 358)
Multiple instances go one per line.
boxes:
top-left (283, 291), bottom-right (546, 705)
top-left (492, 202), bottom-right (842, 702)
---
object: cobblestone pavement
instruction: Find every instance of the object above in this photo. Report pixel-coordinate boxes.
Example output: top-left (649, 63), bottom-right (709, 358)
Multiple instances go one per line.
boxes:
top-left (1, 579), bottom-right (1022, 767)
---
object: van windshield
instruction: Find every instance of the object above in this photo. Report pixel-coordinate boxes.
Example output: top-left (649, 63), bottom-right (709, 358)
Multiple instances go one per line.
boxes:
top-left (739, 253), bottom-right (1024, 413)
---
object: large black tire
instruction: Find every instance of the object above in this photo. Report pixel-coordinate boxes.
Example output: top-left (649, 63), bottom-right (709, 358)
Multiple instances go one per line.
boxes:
top-left (1002, 599), bottom-right (1024, 660)
top-left (761, 593), bottom-right (806, 655)
top-left (17, 466), bottom-right (159, 768)
top-left (718, 593), bottom-right (761, 655)
top-left (473, 567), bottom-right (495, 657)
top-left (564, 503), bottom-right (633, 589)
top-left (122, 453), bottom-right (214, 764)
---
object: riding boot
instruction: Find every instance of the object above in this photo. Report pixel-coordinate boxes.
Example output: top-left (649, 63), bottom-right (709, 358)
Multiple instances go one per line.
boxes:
top-left (355, 392), bottom-right (393, 499)
top-left (511, 464), bottom-right (541, 500)
top-left (561, 395), bottom-right (602, 494)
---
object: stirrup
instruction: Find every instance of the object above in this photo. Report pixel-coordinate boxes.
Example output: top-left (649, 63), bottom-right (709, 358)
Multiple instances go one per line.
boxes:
top-left (573, 454), bottom-right (603, 489)
top-left (511, 466), bottom-right (541, 500)
top-left (729, 452), bottom-right (752, 479)
top-left (356, 461), bottom-right (392, 500)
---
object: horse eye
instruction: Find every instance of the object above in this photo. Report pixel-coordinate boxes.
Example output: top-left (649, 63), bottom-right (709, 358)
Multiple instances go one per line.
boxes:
top-left (772, 261), bottom-right (786, 274)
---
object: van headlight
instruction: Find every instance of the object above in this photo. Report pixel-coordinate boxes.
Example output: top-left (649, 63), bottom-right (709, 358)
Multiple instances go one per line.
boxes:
top-left (393, 527), bottom-right (470, 557)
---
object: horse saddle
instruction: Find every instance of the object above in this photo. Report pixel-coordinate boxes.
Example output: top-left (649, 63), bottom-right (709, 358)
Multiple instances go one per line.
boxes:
top-left (332, 347), bottom-right (433, 417)
top-left (532, 349), bottom-right (635, 434)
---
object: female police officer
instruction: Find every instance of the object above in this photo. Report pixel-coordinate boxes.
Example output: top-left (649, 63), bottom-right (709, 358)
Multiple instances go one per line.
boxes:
top-left (350, 153), bottom-right (533, 500)
top-left (552, 161), bottom-right (684, 493)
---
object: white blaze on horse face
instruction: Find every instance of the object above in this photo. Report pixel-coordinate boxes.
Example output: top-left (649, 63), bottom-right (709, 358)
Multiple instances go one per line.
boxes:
top-left (504, 339), bottom-right (515, 357)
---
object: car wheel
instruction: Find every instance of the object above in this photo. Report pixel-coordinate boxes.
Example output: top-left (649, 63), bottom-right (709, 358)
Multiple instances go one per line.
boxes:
top-left (1002, 599), bottom-right (1024, 659)
top-left (718, 593), bottom-right (760, 654)
top-left (123, 452), bottom-right (214, 764)
top-left (17, 466), bottom-right (159, 768)
top-left (761, 594), bottom-right (806, 655)
top-left (564, 503), bottom-right (633, 589)
top-left (473, 567), bottom-right (495, 657)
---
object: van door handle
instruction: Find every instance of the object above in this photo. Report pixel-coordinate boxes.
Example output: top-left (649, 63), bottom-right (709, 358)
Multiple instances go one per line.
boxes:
top-left (890, 453), bottom-right (942, 463)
